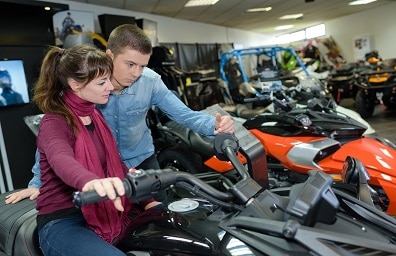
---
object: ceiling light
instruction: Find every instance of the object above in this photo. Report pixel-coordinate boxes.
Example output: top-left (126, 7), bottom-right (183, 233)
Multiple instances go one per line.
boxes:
top-left (279, 13), bottom-right (303, 20)
top-left (185, 0), bottom-right (220, 7)
top-left (275, 25), bottom-right (294, 30)
top-left (349, 0), bottom-right (377, 5)
top-left (246, 7), bottom-right (272, 13)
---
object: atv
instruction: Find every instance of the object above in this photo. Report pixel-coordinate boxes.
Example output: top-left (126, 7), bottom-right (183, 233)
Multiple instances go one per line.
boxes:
top-left (354, 55), bottom-right (396, 118)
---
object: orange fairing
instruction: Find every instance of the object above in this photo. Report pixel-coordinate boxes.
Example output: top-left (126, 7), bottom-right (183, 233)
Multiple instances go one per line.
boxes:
top-left (204, 152), bottom-right (247, 173)
top-left (248, 129), bottom-right (336, 173)
top-left (249, 128), bottom-right (396, 215)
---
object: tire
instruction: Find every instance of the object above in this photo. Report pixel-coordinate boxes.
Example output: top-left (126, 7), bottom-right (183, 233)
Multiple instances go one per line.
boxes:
top-left (355, 89), bottom-right (374, 118)
top-left (157, 146), bottom-right (203, 174)
top-left (382, 88), bottom-right (395, 109)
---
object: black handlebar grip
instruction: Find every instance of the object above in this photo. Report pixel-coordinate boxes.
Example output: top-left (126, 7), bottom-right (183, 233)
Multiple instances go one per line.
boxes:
top-left (72, 190), bottom-right (108, 209)
top-left (72, 180), bottom-right (132, 209)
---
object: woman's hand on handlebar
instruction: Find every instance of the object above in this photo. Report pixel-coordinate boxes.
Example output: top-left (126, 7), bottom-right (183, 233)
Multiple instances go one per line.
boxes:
top-left (82, 177), bottom-right (125, 211)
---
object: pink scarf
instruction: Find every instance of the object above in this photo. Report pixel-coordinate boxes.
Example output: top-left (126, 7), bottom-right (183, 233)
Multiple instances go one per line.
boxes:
top-left (63, 90), bottom-right (132, 243)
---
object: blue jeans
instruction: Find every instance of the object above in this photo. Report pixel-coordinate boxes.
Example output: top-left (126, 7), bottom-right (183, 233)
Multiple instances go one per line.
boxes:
top-left (38, 215), bottom-right (126, 256)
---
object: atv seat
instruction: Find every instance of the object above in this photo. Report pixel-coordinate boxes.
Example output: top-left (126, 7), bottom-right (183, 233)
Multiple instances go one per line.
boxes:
top-left (163, 120), bottom-right (214, 159)
top-left (0, 189), bottom-right (42, 256)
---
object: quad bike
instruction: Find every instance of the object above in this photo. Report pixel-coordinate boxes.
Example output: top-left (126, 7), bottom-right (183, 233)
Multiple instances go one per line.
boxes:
top-left (354, 56), bottom-right (396, 118)
top-left (326, 62), bottom-right (359, 103)
top-left (219, 46), bottom-right (309, 105)
top-left (241, 92), bottom-right (396, 216)
top-left (2, 133), bottom-right (394, 256)
top-left (218, 47), bottom-right (375, 134)
top-left (68, 134), bottom-right (396, 255)
top-left (150, 84), bottom-right (396, 217)
top-left (219, 45), bottom-right (331, 105)
top-left (59, 24), bottom-right (83, 42)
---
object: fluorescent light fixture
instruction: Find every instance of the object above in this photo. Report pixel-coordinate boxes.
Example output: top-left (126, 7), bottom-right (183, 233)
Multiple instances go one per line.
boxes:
top-left (349, 0), bottom-right (377, 5)
top-left (185, 0), bottom-right (219, 7)
top-left (246, 7), bottom-right (272, 13)
top-left (279, 13), bottom-right (303, 20)
top-left (275, 25), bottom-right (294, 30)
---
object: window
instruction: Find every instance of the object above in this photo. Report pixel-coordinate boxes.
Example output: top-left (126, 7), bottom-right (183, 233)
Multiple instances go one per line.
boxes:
top-left (276, 24), bottom-right (325, 44)
top-left (306, 24), bottom-right (325, 39)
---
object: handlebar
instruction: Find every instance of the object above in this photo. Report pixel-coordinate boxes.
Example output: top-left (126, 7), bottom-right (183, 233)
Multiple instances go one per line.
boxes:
top-left (73, 133), bottom-right (262, 209)
top-left (72, 167), bottom-right (236, 209)
top-left (243, 92), bottom-right (294, 112)
top-left (71, 132), bottom-right (382, 231)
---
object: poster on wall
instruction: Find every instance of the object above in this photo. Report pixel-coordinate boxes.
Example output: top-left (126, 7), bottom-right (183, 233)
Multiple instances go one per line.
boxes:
top-left (53, 10), bottom-right (95, 46)
top-left (353, 35), bottom-right (371, 61)
top-left (316, 37), bottom-right (345, 68)
top-left (136, 19), bottom-right (158, 46)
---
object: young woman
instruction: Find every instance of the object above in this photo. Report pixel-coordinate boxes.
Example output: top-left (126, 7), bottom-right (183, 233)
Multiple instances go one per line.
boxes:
top-left (33, 44), bottom-right (157, 256)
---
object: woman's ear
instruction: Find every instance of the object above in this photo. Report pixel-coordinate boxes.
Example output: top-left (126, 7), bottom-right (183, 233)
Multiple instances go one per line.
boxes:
top-left (68, 78), bottom-right (81, 92)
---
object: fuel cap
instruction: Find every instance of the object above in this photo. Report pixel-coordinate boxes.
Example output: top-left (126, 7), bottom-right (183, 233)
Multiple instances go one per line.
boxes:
top-left (167, 198), bottom-right (199, 213)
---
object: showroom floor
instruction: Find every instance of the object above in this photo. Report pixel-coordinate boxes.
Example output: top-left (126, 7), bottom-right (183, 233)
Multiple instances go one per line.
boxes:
top-left (366, 106), bottom-right (396, 144)
top-left (339, 99), bottom-right (396, 144)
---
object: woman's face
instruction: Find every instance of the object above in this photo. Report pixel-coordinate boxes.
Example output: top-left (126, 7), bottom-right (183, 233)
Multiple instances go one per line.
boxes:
top-left (73, 74), bottom-right (114, 104)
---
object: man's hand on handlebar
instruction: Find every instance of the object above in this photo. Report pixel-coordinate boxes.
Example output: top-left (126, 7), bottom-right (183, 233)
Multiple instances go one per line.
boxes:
top-left (214, 113), bottom-right (235, 135)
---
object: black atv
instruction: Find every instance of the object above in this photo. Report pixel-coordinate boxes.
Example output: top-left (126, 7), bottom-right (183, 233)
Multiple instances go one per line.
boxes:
top-left (354, 58), bottom-right (396, 118)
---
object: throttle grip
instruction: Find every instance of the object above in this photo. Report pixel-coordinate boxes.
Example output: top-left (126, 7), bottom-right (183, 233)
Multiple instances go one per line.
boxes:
top-left (72, 180), bottom-right (132, 209)
top-left (73, 190), bottom-right (106, 209)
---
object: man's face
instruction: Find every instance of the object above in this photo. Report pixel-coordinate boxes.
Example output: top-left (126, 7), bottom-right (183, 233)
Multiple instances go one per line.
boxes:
top-left (107, 48), bottom-right (151, 91)
top-left (0, 76), bottom-right (11, 88)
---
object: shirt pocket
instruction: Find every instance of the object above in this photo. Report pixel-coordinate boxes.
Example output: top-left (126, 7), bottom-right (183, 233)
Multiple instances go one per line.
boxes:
top-left (124, 106), bottom-right (149, 126)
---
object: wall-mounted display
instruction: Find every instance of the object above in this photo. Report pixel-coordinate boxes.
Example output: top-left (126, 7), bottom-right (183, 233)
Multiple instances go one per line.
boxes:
top-left (0, 59), bottom-right (29, 107)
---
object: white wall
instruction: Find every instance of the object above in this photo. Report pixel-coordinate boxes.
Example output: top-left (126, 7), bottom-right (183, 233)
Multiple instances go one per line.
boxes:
top-left (40, 0), bottom-right (396, 61)
top-left (324, 2), bottom-right (396, 61)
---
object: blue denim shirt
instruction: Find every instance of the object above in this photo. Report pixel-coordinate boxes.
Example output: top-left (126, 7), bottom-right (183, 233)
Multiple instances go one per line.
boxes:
top-left (28, 150), bottom-right (41, 188)
top-left (96, 67), bottom-right (215, 168)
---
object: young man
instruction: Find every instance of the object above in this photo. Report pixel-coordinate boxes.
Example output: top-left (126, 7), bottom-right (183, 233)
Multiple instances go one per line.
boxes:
top-left (98, 24), bottom-right (234, 170)
top-left (5, 24), bottom-right (234, 204)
